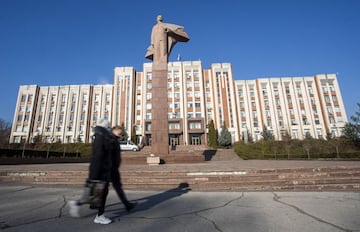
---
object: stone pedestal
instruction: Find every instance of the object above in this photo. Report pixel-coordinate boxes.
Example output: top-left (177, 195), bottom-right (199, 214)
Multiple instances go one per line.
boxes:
top-left (146, 156), bottom-right (160, 165)
top-left (151, 62), bottom-right (169, 155)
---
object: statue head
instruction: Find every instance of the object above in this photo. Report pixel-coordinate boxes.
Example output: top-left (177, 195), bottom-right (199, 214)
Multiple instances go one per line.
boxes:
top-left (157, 15), bottom-right (163, 23)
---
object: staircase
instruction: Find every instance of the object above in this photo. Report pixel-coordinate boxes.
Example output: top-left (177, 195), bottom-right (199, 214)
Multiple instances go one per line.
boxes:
top-left (1, 165), bottom-right (360, 191)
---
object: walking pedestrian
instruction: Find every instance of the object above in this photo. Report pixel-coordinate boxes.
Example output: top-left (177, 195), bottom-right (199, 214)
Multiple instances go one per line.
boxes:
top-left (110, 126), bottom-right (137, 212)
top-left (68, 118), bottom-right (113, 224)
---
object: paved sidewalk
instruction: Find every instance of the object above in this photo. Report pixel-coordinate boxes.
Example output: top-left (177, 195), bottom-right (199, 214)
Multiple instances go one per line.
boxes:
top-left (0, 183), bottom-right (359, 232)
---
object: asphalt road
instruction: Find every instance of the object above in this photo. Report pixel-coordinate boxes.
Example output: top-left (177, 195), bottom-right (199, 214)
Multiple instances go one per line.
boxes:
top-left (0, 183), bottom-right (359, 232)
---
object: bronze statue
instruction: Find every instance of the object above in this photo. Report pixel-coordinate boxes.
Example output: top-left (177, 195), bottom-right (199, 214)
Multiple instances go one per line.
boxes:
top-left (145, 15), bottom-right (189, 63)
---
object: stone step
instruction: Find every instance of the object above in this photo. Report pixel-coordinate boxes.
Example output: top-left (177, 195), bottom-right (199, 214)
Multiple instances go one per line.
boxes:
top-left (2, 168), bottom-right (360, 180)
top-left (1, 166), bottom-right (360, 191)
top-left (121, 152), bottom-right (205, 165)
top-left (122, 181), bottom-right (360, 191)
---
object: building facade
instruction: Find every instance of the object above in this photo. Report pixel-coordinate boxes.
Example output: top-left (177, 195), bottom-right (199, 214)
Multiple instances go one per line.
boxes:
top-left (10, 61), bottom-right (348, 145)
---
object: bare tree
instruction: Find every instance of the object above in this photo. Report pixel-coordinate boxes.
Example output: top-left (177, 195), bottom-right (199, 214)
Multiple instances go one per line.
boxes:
top-left (0, 118), bottom-right (11, 146)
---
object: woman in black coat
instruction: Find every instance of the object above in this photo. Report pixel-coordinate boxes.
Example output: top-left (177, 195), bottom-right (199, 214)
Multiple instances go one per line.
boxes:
top-left (69, 118), bottom-right (113, 225)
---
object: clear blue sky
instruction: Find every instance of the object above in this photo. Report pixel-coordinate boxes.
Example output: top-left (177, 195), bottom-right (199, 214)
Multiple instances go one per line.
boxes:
top-left (1, 0), bottom-right (359, 122)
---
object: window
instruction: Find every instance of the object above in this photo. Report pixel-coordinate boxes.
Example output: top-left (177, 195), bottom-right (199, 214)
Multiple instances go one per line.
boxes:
top-left (279, 120), bottom-right (284, 127)
top-left (332, 95), bottom-right (338, 103)
top-left (262, 89), bottom-right (268, 96)
top-left (337, 117), bottom-right (343, 123)
top-left (265, 110), bottom-right (270, 117)
top-left (169, 122), bottom-right (180, 130)
top-left (105, 94), bottom-right (111, 103)
top-left (285, 88), bottom-right (290, 94)
top-left (189, 122), bottom-right (201, 129)
top-left (145, 123), bottom-right (151, 131)
top-left (274, 89), bottom-right (279, 96)
top-left (28, 95), bottom-right (33, 102)
top-left (94, 105), bottom-right (99, 112)
top-left (146, 72), bottom-right (152, 81)
top-left (252, 111), bottom-right (257, 118)
top-left (267, 119), bottom-right (272, 127)
top-left (80, 113), bottom-right (85, 121)
top-left (21, 95), bottom-right (26, 102)
top-left (185, 71), bottom-right (192, 79)
top-left (95, 94), bottom-right (100, 102)
top-left (51, 95), bottom-right (56, 102)
top-left (146, 93), bottom-right (152, 100)
top-left (193, 70), bottom-right (199, 77)
top-left (48, 114), bottom-right (54, 122)
top-left (61, 95), bottom-right (66, 102)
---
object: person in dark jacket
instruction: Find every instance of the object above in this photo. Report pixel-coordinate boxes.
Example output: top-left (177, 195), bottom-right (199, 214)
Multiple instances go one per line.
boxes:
top-left (110, 126), bottom-right (137, 212)
top-left (68, 118), bottom-right (113, 224)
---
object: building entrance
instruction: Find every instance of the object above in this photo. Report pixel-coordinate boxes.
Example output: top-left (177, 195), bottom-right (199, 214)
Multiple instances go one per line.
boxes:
top-left (169, 135), bottom-right (179, 146)
top-left (190, 134), bottom-right (201, 145)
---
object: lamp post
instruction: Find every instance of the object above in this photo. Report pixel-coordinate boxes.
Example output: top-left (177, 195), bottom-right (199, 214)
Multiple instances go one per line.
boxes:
top-left (21, 137), bottom-right (26, 159)
top-left (46, 137), bottom-right (54, 159)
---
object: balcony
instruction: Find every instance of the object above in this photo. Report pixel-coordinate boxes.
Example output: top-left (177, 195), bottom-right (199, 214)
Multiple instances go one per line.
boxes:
top-left (188, 118), bottom-right (205, 133)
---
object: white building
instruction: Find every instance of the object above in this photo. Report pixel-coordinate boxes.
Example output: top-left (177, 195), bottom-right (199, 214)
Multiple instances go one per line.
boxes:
top-left (10, 62), bottom-right (348, 144)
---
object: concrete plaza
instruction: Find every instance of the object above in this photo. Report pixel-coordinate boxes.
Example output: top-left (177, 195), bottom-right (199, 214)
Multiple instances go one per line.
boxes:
top-left (0, 183), bottom-right (359, 232)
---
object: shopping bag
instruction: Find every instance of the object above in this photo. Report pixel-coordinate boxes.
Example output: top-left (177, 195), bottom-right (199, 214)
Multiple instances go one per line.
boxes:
top-left (79, 179), bottom-right (106, 209)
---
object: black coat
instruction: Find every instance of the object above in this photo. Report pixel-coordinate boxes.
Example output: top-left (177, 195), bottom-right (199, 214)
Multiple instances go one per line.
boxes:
top-left (88, 126), bottom-right (113, 181)
top-left (110, 135), bottom-right (121, 171)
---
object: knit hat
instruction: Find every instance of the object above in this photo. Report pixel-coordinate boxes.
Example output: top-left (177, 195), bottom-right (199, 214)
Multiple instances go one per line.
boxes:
top-left (96, 118), bottom-right (110, 128)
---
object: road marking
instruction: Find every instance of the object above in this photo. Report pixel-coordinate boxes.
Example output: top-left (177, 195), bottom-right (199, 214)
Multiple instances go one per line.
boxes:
top-left (187, 171), bottom-right (247, 176)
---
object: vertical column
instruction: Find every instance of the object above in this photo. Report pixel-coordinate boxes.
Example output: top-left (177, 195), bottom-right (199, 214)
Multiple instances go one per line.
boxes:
top-left (151, 62), bottom-right (169, 155)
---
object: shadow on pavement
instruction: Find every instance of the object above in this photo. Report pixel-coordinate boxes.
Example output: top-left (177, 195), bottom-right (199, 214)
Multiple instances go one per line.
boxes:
top-left (108, 182), bottom-right (191, 219)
